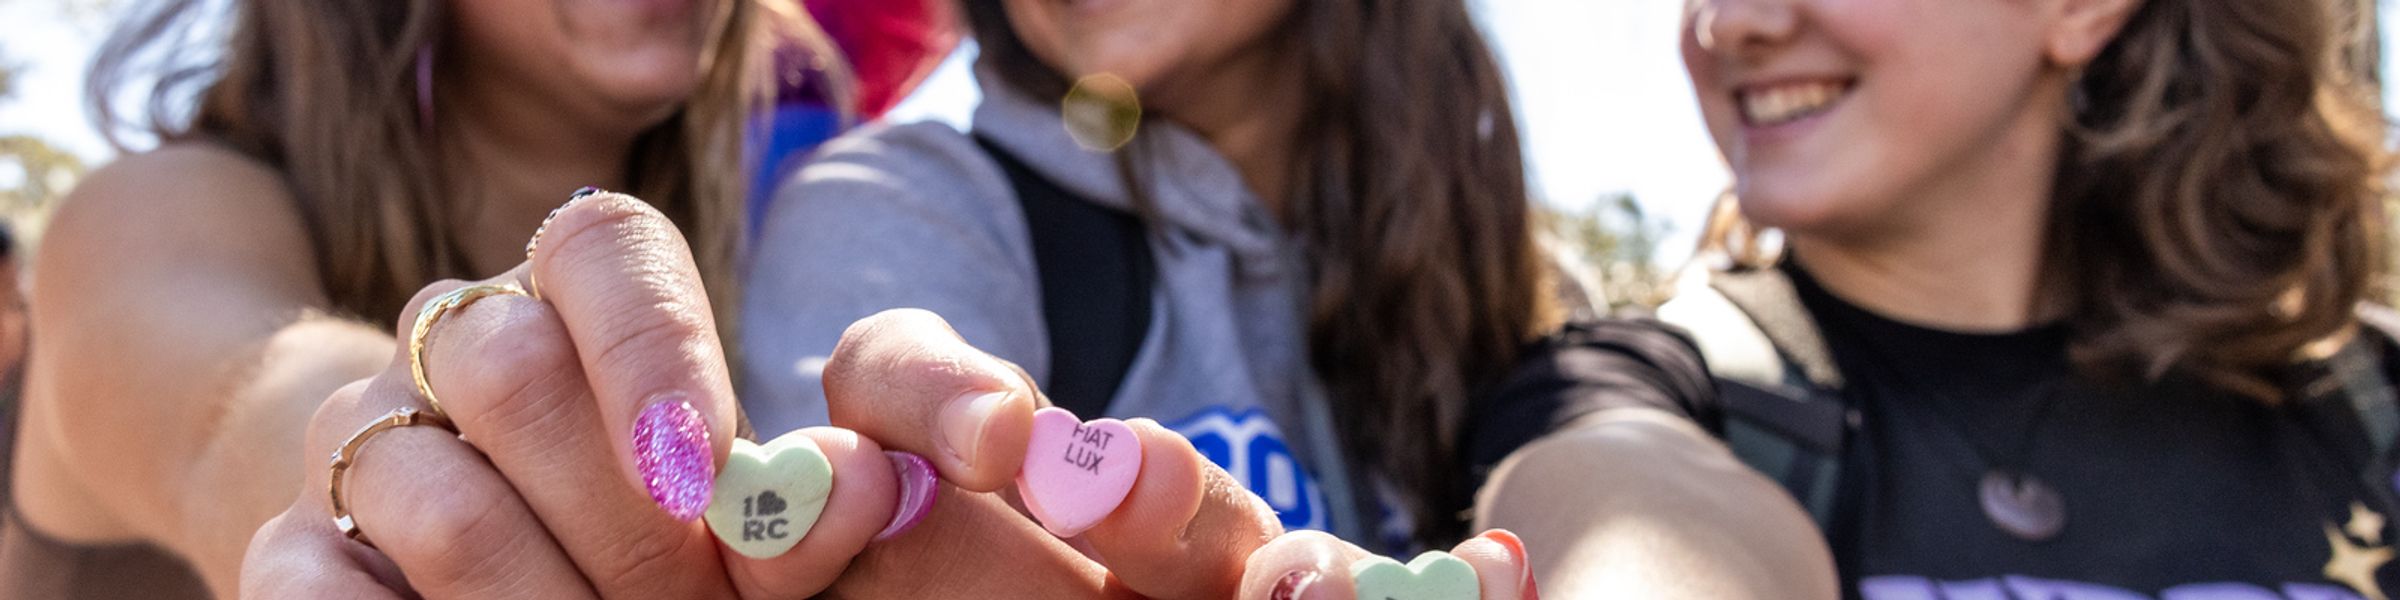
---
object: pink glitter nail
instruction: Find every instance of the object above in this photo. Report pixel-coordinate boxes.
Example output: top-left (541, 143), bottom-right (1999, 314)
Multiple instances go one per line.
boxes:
top-left (633, 399), bottom-right (712, 521)
top-left (875, 451), bottom-right (939, 541)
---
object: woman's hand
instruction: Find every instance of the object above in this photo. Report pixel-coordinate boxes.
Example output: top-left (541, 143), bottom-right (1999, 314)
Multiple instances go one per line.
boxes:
top-left (806, 312), bottom-right (1536, 597)
top-left (810, 308), bottom-right (1286, 598)
top-left (241, 192), bottom-right (905, 597)
top-left (810, 309), bottom-right (1539, 599)
top-left (816, 312), bottom-right (1545, 597)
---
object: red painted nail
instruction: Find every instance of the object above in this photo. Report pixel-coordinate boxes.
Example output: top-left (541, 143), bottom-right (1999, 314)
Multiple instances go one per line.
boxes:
top-left (1481, 529), bottom-right (1538, 600)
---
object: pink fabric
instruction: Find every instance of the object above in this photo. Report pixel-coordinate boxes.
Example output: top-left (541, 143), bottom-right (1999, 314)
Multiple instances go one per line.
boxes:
top-left (804, 0), bottom-right (960, 118)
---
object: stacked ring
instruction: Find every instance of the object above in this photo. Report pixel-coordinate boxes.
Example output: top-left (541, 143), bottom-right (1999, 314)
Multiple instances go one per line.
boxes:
top-left (328, 406), bottom-right (457, 547)
top-left (407, 283), bottom-right (530, 418)
top-left (524, 186), bottom-right (605, 299)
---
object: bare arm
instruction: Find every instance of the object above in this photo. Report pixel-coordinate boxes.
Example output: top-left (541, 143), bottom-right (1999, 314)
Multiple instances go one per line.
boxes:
top-left (10, 144), bottom-right (391, 597)
top-left (1472, 408), bottom-right (1840, 598)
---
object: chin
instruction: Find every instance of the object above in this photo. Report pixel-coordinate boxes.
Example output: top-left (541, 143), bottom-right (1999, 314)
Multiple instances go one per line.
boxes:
top-left (1731, 177), bottom-right (1859, 236)
top-left (580, 60), bottom-right (708, 119)
top-left (1054, 55), bottom-right (1164, 93)
top-left (1066, 34), bottom-right (1185, 86)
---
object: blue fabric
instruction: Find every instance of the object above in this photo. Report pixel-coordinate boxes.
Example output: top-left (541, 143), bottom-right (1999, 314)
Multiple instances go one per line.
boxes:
top-left (749, 104), bottom-right (846, 240)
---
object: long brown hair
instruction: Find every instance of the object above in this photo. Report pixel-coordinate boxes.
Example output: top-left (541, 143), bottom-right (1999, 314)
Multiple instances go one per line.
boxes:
top-left (964, 0), bottom-right (1555, 543)
top-left (88, 0), bottom-right (846, 326)
top-left (1703, 0), bottom-right (2390, 401)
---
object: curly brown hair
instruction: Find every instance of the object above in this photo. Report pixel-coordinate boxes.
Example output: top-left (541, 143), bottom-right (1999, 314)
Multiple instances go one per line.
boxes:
top-left (1705, 0), bottom-right (2392, 402)
top-left (2047, 0), bottom-right (2389, 400)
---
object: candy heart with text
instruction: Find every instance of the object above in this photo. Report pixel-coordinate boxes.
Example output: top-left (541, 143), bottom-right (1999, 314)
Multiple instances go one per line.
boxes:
top-left (705, 431), bottom-right (834, 559)
top-left (1016, 407), bottom-right (1141, 538)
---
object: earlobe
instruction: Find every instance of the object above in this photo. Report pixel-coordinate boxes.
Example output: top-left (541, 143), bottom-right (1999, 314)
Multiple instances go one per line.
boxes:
top-left (2046, 0), bottom-right (2145, 67)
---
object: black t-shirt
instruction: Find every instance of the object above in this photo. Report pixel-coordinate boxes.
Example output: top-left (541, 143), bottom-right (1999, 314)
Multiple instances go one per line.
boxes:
top-left (1785, 263), bottom-right (2395, 599)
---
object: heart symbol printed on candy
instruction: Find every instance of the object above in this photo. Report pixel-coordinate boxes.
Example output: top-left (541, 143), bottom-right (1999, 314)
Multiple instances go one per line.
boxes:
top-left (1351, 551), bottom-right (1480, 600)
top-left (704, 431), bottom-right (833, 559)
top-left (1015, 407), bottom-right (1141, 538)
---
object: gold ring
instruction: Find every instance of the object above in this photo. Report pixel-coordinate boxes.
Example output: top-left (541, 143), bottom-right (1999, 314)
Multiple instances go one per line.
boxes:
top-left (524, 187), bottom-right (606, 299)
top-left (328, 406), bottom-right (458, 547)
top-left (408, 283), bottom-right (530, 417)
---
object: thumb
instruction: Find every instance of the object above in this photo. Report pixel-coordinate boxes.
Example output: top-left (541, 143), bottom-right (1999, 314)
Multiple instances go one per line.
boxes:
top-left (820, 308), bottom-right (1039, 492)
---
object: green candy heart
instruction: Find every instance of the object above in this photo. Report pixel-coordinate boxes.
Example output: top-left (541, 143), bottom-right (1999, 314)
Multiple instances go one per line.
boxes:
top-left (704, 432), bottom-right (833, 559)
top-left (1351, 550), bottom-right (1480, 600)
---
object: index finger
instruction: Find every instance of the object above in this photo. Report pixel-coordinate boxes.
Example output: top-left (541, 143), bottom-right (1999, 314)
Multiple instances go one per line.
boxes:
top-left (524, 190), bottom-right (738, 520)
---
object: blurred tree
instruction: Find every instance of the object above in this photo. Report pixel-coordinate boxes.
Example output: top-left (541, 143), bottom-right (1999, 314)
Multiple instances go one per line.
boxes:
top-left (1538, 193), bottom-right (1672, 314)
top-left (0, 54), bottom-right (86, 253)
top-left (0, 134), bottom-right (81, 242)
top-left (1, 0), bottom-right (121, 27)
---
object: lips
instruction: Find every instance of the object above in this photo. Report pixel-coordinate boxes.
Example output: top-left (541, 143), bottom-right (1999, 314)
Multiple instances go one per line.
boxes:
top-left (1739, 79), bottom-right (1854, 127)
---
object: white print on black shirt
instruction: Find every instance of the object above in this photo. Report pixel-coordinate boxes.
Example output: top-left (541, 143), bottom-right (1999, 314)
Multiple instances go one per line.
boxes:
top-left (1862, 504), bottom-right (2391, 600)
top-left (1859, 575), bottom-right (2364, 600)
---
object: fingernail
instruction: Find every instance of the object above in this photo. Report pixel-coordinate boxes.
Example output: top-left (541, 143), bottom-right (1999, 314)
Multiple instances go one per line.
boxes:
top-left (874, 451), bottom-right (939, 541)
top-left (937, 390), bottom-right (1010, 466)
top-left (1268, 569), bottom-right (1319, 600)
top-left (633, 398), bottom-right (713, 521)
top-left (1480, 529), bottom-right (1538, 600)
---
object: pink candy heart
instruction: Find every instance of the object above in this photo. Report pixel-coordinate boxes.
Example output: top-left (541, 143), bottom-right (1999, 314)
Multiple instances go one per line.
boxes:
top-left (1016, 407), bottom-right (1142, 538)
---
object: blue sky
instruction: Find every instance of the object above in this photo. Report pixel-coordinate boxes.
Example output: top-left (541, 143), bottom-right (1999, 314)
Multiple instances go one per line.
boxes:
top-left (3, 0), bottom-right (2394, 265)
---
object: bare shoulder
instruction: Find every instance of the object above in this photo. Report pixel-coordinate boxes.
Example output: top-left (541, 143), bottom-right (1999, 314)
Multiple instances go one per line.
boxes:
top-left (29, 141), bottom-right (336, 397)
top-left (40, 142), bottom-right (321, 308)
top-left (30, 140), bottom-right (337, 399)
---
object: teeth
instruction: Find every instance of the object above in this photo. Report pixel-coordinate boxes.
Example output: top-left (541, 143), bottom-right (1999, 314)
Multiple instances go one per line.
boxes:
top-left (1741, 81), bottom-right (1849, 126)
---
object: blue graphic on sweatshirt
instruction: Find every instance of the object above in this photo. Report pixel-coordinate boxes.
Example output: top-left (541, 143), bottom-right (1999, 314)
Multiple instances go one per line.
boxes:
top-left (1170, 406), bottom-right (1331, 533)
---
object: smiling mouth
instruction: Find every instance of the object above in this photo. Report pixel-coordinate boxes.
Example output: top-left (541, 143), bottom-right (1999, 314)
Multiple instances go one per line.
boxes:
top-left (1739, 79), bottom-right (1855, 127)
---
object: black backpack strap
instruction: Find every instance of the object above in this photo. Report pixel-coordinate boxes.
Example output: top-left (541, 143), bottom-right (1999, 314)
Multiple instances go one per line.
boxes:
top-left (972, 135), bottom-right (1156, 417)
top-left (1657, 266), bottom-right (1851, 528)
top-left (2296, 305), bottom-right (2400, 523)
top-left (2342, 306), bottom-right (2400, 459)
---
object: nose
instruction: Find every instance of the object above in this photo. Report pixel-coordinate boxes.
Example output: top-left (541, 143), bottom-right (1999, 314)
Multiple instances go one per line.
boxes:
top-left (1692, 0), bottom-right (1798, 60)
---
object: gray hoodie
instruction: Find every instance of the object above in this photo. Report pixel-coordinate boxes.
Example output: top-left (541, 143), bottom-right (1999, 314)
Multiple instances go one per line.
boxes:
top-left (742, 67), bottom-right (1388, 544)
